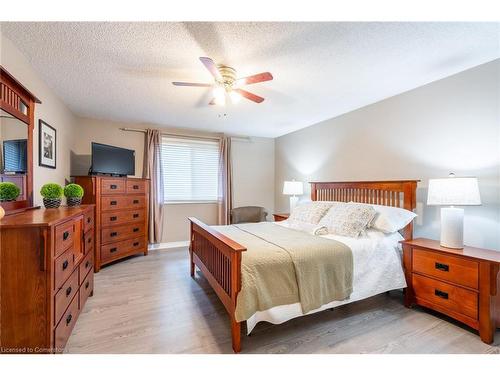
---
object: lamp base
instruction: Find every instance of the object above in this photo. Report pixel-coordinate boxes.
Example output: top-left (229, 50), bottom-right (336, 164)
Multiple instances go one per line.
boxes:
top-left (440, 207), bottom-right (464, 249)
top-left (289, 196), bottom-right (299, 213)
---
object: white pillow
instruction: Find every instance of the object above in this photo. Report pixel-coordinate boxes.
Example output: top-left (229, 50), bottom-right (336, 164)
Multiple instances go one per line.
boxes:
top-left (351, 203), bottom-right (417, 233)
top-left (288, 201), bottom-right (334, 225)
top-left (319, 202), bottom-right (377, 238)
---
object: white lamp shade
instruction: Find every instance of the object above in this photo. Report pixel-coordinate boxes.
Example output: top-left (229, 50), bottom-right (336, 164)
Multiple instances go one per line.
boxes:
top-left (427, 177), bottom-right (481, 206)
top-left (283, 181), bottom-right (303, 196)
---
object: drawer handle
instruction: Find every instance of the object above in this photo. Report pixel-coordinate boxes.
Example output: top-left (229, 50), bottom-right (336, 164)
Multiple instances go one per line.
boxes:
top-left (133, 242), bottom-right (140, 246)
top-left (110, 232), bottom-right (118, 237)
top-left (133, 185), bottom-right (139, 189)
top-left (133, 228), bottom-right (139, 232)
top-left (88, 237), bottom-right (92, 244)
top-left (435, 262), bottom-right (449, 272)
top-left (62, 260), bottom-right (69, 270)
top-left (66, 286), bottom-right (72, 296)
top-left (110, 247), bottom-right (117, 253)
top-left (110, 216), bottom-right (117, 221)
top-left (133, 199), bottom-right (139, 204)
top-left (133, 213), bottom-right (139, 218)
top-left (63, 231), bottom-right (70, 240)
top-left (85, 260), bottom-right (91, 268)
top-left (435, 289), bottom-right (449, 300)
top-left (87, 217), bottom-right (91, 224)
top-left (110, 184), bottom-right (117, 189)
top-left (110, 201), bottom-right (117, 205)
top-left (85, 281), bottom-right (90, 289)
top-left (66, 314), bottom-right (73, 326)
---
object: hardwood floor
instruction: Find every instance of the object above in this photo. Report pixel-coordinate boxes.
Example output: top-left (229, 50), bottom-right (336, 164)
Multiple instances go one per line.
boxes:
top-left (65, 247), bottom-right (500, 354)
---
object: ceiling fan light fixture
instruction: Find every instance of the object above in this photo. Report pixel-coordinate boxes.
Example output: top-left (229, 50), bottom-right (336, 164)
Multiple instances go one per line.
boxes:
top-left (213, 86), bottom-right (226, 106)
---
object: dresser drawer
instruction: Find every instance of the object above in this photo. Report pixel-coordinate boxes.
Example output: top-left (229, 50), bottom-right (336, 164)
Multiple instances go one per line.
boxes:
top-left (83, 210), bottom-right (94, 232)
top-left (54, 220), bottom-right (75, 257)
top-left (80, 270), bottom-right (94, 308)
top-left (101, 196), bottom-right (146, 211)
top-left (101, 223), bottom-right (145, 244)
top-left (412, 274), bottom-right (478, 320)
top-left (54, 292), bottom-right (80, 351)
top-left (83, 229), bottom-right (94, 255)
top-left (101, 209), bottom-right (145, 227)
top-left (126, 179), bottom-right (147, 194)
top-left (412, 248), bottom-right (479, 289)
top-left (79, 250), bottom-right (93, 284)
top-left (54, 246), bottom-right (76, 291)
top-left (54, 269), bottom-right (79, 325)
top-left (100, 178), bottom-right (126, 194)
top-left (101, 237), bottom-right (146, 262)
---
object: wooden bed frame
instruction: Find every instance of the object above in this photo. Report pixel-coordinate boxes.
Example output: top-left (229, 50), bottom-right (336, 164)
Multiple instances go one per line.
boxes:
top-left (188, 180), bottom-right (419, 352)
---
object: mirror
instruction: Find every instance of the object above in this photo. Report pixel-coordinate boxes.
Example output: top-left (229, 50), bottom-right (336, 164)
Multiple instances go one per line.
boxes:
top-left (0, 109), bottom-right (30, 209)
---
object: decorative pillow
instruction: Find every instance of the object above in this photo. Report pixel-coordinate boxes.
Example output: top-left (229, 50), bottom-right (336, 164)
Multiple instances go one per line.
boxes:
top-left (367, 204), bottom-right (417, 233)
top-left (288, 201), bottom-right (334, 225)
top-left (319, 202), bottom-right (377, 237)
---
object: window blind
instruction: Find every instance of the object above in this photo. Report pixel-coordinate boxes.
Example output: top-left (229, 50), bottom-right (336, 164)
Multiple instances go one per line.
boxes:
top-left (160, 136), bottom-right (219, 203)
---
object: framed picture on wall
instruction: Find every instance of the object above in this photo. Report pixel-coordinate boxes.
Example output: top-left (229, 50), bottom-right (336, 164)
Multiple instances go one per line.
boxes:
top-left (39, 120), bottom-right (56, 169)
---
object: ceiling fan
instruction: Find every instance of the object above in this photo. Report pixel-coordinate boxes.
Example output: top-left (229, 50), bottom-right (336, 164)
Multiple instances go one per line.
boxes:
top-left (172, 57), bottom-right (273, 105)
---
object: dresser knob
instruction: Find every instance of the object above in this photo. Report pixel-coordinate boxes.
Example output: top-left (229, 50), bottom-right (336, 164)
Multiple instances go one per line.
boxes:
top-left (110, 232), bottom-right (117, 237)
top-left (85, 281), bottom-right (90, 289)
top-left (133, 213), bottom-right (139, 218)
top-left (66, 286), bottom-right (72, 296)
top-left (110, 201), bottom-right (117, 205)
top-left (133, 242), bottom-right (139, 246)
top-left (435, 289), bottom-right (449, 300)
top-left (133, 185), bottom-right (139, 189)
top-left (110, 247), bottom-right (117, 253)
top-left (66, 314), bottom-right (72, 326)
top-left (133, 228), bottom-right (139, 232)
top-left (110, 184), bottom-right (117, 189)
top-left (63, 231), bottom-right (70, 240)
top-left (87, 217), bottom-right (91, 223)
top-left (110, 216), bottom-right (117, 221)
top-left (62, 260), bottom-right (69, 270)
top-left (435, 262), bottom-right (449, 272)
top-left (133, 200), bottom-right (139, 204)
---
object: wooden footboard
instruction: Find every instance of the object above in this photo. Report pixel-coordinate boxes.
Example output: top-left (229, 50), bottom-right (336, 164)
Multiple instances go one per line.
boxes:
top-left (188, 217), bottom-right (246, 353)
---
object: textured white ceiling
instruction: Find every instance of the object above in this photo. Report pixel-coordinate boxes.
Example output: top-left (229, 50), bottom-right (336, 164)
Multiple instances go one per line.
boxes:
top-left (1, 22), bottom-right (499, 137)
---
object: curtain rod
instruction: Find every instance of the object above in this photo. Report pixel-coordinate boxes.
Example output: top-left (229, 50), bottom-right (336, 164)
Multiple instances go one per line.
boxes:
top-left (119, 127), bottom-right (250, 142)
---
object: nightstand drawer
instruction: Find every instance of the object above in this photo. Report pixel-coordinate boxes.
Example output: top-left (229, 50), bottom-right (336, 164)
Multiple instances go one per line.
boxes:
top-left (412, 274), bottom-right (478, 320)
top-left (412, 248), bottom-right (479, 289)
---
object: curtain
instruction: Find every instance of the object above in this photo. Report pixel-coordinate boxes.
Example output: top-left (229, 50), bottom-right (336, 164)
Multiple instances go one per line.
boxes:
top-left (217, 135), bottom-right (233, 225)
top-left (143, 129), bottom-right (164, 243)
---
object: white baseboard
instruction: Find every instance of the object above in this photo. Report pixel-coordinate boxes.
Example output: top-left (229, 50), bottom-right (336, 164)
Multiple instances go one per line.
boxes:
top-left (148, 241), bottom-right (189, 250)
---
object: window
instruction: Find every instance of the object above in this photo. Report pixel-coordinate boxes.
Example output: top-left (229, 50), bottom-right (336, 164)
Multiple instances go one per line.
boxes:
top-left (161, 136), bottom-right (219, 203)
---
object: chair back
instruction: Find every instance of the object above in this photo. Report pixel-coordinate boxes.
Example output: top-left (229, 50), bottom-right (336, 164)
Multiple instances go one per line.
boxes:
top-left (230, 206), bottom-right (268, 224)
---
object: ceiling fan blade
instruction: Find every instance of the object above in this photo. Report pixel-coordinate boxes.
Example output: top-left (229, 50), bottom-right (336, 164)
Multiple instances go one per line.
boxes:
top-left (234, 89), bottom-right (265, 103)
top-left (236, 72), bottom-right (273, 86)
top-left (199, 57), bottom-right (222, 81)
top-left (172, 82), bottom-right (213, 87)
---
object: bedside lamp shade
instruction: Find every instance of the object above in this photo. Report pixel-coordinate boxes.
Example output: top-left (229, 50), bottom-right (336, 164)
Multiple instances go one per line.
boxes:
top-left (283, 181), bottom-right (304, 196)
top-left (427, 175), bottom-right (481, 249)
top-left (427, 177), bottom-right (481, 206)
top-left (283, 180), bottom-right (303, 213)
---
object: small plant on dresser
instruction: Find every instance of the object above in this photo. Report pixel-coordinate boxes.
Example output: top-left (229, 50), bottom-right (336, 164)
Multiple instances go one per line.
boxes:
top-left (40, 183), bottom-right (64, 208)
top-left (64, 183), bottom-right (84, 206)
top-left (0, 181), bottom-right (21, 202)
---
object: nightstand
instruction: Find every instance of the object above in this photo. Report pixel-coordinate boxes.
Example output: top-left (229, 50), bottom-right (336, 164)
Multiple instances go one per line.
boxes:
top-left (273, 213), bottom-right (289, 222)
top-left (401, 238), bottom-right (500, 344)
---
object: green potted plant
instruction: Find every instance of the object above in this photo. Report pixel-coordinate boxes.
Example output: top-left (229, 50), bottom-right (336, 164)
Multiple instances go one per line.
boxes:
top-left (0, 182), bottom-right (21, 202)
top-left (64, 183), bottom-right (84, 207)
top-left (40, 183), bottom-right (63, 208)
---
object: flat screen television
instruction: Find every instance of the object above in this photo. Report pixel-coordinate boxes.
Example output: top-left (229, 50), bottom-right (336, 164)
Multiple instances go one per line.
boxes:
top-left (90, 142), bottom-right (135, 176)
top-left (3, 139), bottom-right (27, 173)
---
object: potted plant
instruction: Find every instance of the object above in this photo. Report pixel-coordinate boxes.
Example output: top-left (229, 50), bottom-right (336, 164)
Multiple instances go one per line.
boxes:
top-left (64, 183), bottom-right (84, 207)
top-left (40, 183), bottom-right (63, 208)
top-left (0, 182), bottom-right (21, 202)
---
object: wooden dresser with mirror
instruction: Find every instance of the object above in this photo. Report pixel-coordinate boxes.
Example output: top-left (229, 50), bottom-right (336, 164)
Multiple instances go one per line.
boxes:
top-left (0, 66), bottom-right (95, 353)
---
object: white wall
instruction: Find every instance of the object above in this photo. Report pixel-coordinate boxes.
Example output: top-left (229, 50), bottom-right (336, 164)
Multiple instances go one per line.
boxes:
top-left (275, 60), bottom-right (500, 250)
top-left (72, 117), bottom-right (275, 242)
top-left (1, 32), bottom-right (78, 205)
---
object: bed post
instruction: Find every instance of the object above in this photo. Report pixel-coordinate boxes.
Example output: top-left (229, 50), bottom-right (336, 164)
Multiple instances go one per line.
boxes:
top-left (189, 220), bottom-right (195, 278)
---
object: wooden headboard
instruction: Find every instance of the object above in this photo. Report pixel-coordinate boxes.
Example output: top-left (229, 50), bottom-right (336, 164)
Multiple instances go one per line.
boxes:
top-left (310, 180), bottom-right (419, 240)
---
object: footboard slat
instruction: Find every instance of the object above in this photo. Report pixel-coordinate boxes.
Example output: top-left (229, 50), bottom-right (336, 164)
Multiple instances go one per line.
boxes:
top-left (188, 217), bottom-right (246, 353)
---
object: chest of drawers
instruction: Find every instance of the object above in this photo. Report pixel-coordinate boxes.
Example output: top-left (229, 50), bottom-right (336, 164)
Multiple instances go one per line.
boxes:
top-left (0, 205), bottom-right (95, 353)
top-left (402, 238), bottom-right (500, 345)
top-left (74, 176), bottom-right (149, 272)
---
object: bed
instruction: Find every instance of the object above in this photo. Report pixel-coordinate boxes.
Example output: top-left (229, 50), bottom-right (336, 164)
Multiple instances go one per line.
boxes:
top-left (188, 180), bottom-right (419, 352)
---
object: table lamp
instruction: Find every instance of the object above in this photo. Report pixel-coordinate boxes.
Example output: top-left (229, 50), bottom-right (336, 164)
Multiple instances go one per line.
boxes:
top-left (283, 180), bottom-right (303, 213)
top-left (427, 173), bottom-right (481, 249)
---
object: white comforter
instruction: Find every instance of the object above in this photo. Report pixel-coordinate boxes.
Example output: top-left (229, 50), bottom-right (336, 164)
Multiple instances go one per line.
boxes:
top-left (245, 220), bottom-right (407, 333)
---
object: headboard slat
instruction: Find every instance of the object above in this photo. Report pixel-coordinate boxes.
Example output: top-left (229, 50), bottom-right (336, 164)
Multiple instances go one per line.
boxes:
top-left (310, 180), bottom-right (419, 240)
